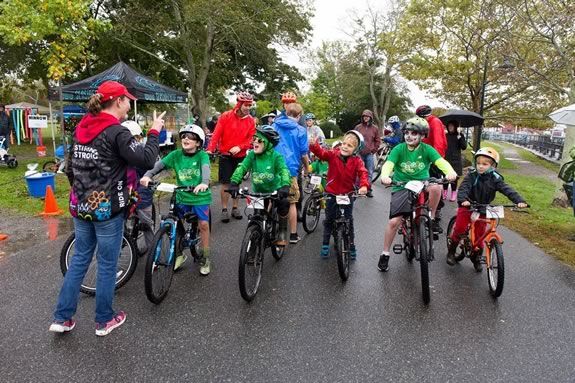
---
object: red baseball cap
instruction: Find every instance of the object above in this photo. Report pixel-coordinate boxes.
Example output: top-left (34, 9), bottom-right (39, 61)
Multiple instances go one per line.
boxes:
top-left (97, 81), bottom-right (137, 101)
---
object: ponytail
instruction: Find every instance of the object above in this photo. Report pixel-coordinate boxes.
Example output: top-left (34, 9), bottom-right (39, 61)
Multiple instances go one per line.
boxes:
top-left (86, 93), bottom-right (103, 115)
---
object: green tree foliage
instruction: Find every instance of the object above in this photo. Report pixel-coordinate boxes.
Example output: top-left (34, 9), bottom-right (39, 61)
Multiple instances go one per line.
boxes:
top-left (0, 0), bottom-right (107, 80)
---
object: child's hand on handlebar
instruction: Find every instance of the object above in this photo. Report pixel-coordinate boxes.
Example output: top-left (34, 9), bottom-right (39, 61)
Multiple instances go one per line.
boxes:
top-left (381, 176), bottom-right (392, 186)
top-left (517, 202), bottom-right (528, 208)
top-left (194, 183), bottom-right (209, 194)
top-left (140, 176), bottom-right (152, 187)
top-left (358, 186), bottom-right (368, 195)
top-left (445, 171), bottom-right (458, 182)
top-left (461, 201), bottom-right (471, 206)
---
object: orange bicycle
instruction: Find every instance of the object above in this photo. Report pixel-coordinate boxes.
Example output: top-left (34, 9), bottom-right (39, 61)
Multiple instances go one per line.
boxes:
top-left (446, 203), bottom-right (528, 297)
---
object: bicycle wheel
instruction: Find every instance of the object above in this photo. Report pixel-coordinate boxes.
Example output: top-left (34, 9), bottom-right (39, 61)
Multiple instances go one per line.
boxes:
top-left (269, 207), bottom-right (285, 260)
top-left (302, 194), bottom-right (321, 233)
top-left (446, 216), bottom-right (466, 262)
top-left (238, 224), bottom-right (264, 302)
top-left (416, 216), bottom-right (431, 304)
top-left (43, 160), bottom-right (59, 172)
top-left (334, 224), bottom-right (350, 281)
top-left (487, 239), bottom-right (505, 297)
top-left (60, 232), bottom-right (137, 296)
top-left (402, 219), bottom-right (415, 262)
top-left (144, 224), bottom-right (176, 304)
top-left (371, 157), bottom-right (384, 184)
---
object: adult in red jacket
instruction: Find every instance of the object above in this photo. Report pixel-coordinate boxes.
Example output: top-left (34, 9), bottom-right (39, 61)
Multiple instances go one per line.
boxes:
top-left (416, 105), bottom-right (447, 157)
top-left (416, 104), bottom-right (448, 232)
top-left (207, 92), bottom-right (256, 222)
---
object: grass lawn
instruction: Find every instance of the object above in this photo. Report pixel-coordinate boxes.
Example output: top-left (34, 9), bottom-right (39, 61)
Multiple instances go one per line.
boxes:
top-left (0, 138), bottom-right (219, 216)
top-left (464, 140), bottom-right (574, 266)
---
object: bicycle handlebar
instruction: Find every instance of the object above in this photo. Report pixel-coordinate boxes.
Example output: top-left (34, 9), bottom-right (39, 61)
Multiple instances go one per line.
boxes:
top-left (386, 177), bottom-right (449, 188)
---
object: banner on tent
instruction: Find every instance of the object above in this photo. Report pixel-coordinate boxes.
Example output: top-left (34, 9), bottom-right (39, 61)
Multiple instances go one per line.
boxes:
top-left (28, 115), bottom-right (49, 129)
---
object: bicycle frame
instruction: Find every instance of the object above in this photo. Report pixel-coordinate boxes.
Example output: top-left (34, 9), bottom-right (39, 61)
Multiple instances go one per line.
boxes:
top-left (468, 212), bottom-right (503, 269)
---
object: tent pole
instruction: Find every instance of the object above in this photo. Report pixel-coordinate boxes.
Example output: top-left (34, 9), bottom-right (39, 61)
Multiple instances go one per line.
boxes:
top-left (49, 102), bottom-right (56, 156)
top-left (59, 80), bottom-right (66, 155)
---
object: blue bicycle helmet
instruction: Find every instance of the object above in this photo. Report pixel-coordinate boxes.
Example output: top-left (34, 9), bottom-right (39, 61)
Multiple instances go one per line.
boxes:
top-left (304, 113), bottom-right (316, 121)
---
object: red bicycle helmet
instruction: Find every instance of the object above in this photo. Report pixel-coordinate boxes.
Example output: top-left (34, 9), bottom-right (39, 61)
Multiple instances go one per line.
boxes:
top-left (281, 91), bottom-right (297, 103)
top-left (236, 91), bottom-right (254, 103)
top-left (415, 105), bottom-right (432, 117)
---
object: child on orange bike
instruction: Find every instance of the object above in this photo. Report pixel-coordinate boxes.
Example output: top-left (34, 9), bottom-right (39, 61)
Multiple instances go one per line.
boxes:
top-left (378, 117), bottom-right (457, 272)
top-left (446, 147), bottom-right (527, 271)
top-left (309, 130), bottom-right (369, 259)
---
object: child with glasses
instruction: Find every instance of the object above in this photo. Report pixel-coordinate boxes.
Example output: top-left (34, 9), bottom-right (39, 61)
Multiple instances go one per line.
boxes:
top-left (377, 117), bottom-right (457, 272)
top-left (140, 124), bottom-right (213, 275)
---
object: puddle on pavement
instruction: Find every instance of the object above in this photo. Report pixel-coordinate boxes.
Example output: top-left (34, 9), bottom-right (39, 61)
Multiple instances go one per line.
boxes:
top-left (0, 215), bottom-right (74, 257)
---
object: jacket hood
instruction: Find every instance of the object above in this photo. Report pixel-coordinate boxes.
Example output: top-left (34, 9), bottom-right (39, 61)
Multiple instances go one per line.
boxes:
top-left (255, 131), bottom-right (273, 152)
top-left (273, 113), bottom-right (299, 130)
top-left (361, 109), bottom-right (374, 118)
top-left (75, 113), bottom-right (121, 144)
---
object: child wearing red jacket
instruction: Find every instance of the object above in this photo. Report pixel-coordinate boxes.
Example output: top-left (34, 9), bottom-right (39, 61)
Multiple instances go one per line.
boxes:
top-left (309, 130), bottom-right (369, 259)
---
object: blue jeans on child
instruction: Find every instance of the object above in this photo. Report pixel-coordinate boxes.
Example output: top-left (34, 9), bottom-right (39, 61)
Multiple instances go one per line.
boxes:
top-left (322, 196), bottom-right (355, 246)
top-left (53, 214), bottom-right (125, 324)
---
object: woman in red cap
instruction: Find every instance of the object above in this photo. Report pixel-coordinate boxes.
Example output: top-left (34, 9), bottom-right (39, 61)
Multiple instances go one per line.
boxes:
top-left (50, 81), bottom-right (165, 337)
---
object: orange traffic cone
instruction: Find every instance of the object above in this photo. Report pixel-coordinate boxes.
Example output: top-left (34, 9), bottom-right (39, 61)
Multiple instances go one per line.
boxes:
top-left (0, 233), bottom-right (8, 241)
top-left (39, 185), bottom-right (63, 216)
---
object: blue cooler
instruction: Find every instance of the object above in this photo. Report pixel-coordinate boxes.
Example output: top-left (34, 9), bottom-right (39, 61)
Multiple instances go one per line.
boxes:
top-left (25, 172), bottom-right (56, 198)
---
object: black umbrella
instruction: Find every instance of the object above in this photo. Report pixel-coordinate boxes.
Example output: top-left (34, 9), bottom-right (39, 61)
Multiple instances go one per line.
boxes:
top-left (439, 110), bottom-right (484, 127)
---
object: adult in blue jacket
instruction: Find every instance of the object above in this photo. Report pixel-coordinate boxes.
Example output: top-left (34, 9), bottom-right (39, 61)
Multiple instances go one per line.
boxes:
top-left (273, 103), bottom-right (309, 243)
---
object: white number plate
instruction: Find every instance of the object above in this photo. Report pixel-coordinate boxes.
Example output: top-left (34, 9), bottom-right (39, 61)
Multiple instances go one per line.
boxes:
top-left (310, 175), bottom-right (322, 185)
top-left (157, 183), bottom-right (177, 193)
top-left (247, 197), bottom-right (265, 210)
top-left (404, 180), bottom-right (424, 194)
top-left (336, 195), bottom-right (351, 205)
top-left (486, 206), bottom-right (504, 219)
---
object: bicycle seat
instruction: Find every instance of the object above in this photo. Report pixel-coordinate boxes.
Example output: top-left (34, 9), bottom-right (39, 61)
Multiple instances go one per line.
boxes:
top-left (183, 212), bottom-right (197, 223)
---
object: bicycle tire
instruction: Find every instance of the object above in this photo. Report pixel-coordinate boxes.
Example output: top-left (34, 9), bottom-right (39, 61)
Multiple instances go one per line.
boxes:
top-left (416, 216), bottom-right (431, 304)
top-left (238, 224), bottom-right (264, 302)
top-left (269, 207), bottom-right (285, 260)
top-left (302, 194), bottom-right (321, 233)
top-left (371, 157), bottom-right (384, 184)
top-left (60, 232), bottom-right (137, 296)
top-left (42, 160), bottom-right (59, 172)
top-left (446, 216), bottom-right (466, 262)
top-left (402, 219), bottom-right (415, 262)
top-left (487, 239), bottom-right (505, 297)
top-left (144, 224), bottom-right (176, 304)
top-left (334, 224), bottom-right (350, 281)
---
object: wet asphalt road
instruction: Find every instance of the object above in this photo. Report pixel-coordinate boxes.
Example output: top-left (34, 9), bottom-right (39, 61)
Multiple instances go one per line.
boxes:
top-left (0, 184), bottom-right (574, 382)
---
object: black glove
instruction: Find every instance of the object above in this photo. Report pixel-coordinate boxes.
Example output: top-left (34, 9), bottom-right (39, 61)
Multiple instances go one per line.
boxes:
top-left (228, 183), bottom-right (240, 198)
top-left (278, 185), bottom-right (290, 199)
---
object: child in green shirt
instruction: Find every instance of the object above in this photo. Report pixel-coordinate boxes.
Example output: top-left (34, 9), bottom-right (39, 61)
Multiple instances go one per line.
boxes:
top-left (140, 124), bottom-right (213, 275)
top-left (228, 125), bottom-right (291, 245)
top-left (377, 117), bottom-right (457, 272)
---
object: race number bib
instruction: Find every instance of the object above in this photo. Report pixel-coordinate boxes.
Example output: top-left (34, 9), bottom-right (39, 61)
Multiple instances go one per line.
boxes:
top-left (336, 195), bottom-right (351, 205)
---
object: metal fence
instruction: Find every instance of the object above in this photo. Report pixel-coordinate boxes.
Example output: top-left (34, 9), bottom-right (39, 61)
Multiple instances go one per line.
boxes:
top-left (482, 132), bottom-right (565, 161)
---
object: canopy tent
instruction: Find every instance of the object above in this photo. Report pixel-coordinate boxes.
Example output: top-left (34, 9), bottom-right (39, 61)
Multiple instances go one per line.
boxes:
top-left (48, 61), bottom-right (188, 103)
top-left (5, 102), bottom-right (50, 114)
top-left (4, 102), bottom-right (51, 146)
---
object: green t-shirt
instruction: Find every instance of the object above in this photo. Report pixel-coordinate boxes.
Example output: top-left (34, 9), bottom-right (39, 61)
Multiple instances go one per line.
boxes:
top-left (161, 150), bottom-right (212, 206)
top-left (310, 159), bottom-right (328, 188)
top-left (387, 142), bottom-right (441, 191)
top-left (230, 148), bottom-right (291, 193)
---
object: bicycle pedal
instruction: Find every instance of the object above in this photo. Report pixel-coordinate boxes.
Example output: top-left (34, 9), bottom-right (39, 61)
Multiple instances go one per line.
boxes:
top-left (392, 244), bottom-right (403, 254)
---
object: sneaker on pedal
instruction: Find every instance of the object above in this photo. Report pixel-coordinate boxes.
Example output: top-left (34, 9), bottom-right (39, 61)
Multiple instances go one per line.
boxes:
top-left (95, 311), bottom-right (126, 336)
top-left (199, 257), bottom-right (211, 275)
top-left (231, 208), bottom-right (242, 220)
top-left (377, 254), bottom-right (390, 272)
top-left (49, 319), bottom-right (76, 333)
top-left (320, 245), bottom-right (329, 258)
top-left (221, 209), bottom-right (230, 223)
top-left (174, 254), bottom-right (187, 271)
top-left (289, 233), bottom-right (301, 244)
top-left (470, 250), bottom-right (483, 272)
top-left (431, 218), bottom-right (443, 234)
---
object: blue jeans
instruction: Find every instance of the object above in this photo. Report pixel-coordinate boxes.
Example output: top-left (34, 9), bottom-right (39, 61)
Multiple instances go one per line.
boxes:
top-left (53, 214), bottom-right (125, 324)
top-left (360, 153), bottom-right (374, 187)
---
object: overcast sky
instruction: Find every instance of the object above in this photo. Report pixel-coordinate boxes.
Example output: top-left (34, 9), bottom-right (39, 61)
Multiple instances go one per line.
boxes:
top-left (280, 0), bottom-right (444, 110)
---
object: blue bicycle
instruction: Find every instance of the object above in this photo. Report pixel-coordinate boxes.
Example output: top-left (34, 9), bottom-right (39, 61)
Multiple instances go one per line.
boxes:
top-left (144, 183), bottom-right (209, 304)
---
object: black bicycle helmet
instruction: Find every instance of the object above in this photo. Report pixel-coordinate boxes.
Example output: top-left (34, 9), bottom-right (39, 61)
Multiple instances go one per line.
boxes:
top-left (402, 117), bottom-right (429, 137)
top-left (415, 105), bottom-right (432, 117)
top-left (256, 125), bottom-right (280, 147)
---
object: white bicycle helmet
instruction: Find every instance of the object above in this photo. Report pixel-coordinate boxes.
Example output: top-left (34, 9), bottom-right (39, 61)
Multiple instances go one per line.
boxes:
top-left (121, 120), bottom-right (143, 136)
top-left (179, 124), bottom-right (206, 145)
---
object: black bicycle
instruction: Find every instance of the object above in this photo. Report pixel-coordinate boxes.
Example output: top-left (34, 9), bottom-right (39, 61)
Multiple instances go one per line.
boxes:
top-left (325, 191), bottom-right (364, 281)
top-left (124, 184), bottom-right (158, 257)
top-left (234, 188), bottom-right (285, 302)
top-left (302, 173), bottom-right (326, 233)
top-left (390, 178), bottom-right (447, 304)
top-left (371, 142), bottom-right (391, 183)
top-left (144, 183), bottom-right (210, 304)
